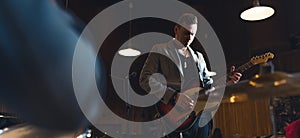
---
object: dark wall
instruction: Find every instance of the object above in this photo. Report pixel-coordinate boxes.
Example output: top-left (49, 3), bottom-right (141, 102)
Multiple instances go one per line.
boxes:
top-left (63, 0), bottom-right (300, 73)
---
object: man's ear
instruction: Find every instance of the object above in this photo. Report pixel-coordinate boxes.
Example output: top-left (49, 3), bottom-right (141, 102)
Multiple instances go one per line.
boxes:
top-left (174, 25), bottom-right (179, 34)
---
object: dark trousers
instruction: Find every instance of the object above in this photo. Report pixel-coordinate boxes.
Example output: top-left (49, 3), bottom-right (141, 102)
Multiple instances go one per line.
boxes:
top-left (165, 117), bottom-right (212, 138)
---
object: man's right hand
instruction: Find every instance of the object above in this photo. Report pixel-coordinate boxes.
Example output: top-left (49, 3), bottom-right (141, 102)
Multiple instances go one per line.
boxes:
top-left (174, 93), bottom-right (195, 111)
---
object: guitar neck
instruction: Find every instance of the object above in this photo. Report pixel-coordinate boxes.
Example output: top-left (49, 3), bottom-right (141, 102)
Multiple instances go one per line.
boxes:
top-left (235, 61), bottom-right (255, 73)
top-left (213, 61), bottom-right (256, 88)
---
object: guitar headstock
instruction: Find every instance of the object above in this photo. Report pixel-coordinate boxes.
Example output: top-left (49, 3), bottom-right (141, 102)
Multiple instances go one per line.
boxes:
top-left (250, 52), bottom-right (275, 65)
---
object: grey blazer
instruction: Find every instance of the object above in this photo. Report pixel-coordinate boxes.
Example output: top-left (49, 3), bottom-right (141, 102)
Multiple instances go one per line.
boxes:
top-left (139, 39), bottom-right (213, 104)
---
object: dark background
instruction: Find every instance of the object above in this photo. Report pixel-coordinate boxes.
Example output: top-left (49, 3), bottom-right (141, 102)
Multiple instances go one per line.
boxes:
top-left (60, 0), bottom-right (300, 136)
top-left (60, 0), bottom-right (300, 116)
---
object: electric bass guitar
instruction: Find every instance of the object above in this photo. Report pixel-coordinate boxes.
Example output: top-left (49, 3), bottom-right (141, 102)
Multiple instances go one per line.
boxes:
top-left (157, 52), bottom-right (275, 132)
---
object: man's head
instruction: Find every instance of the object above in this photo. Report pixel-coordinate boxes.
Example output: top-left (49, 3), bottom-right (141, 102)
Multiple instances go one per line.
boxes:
top-left (174, 13), bottom-right (198, 47)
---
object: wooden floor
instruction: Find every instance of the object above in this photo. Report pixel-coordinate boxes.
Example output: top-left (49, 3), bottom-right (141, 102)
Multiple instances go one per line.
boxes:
top-left (214, 98), bottom-right (273, 138)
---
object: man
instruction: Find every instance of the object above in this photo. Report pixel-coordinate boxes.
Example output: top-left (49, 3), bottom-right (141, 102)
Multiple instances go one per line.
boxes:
top-left (139, 13), bottom-right (241, 138)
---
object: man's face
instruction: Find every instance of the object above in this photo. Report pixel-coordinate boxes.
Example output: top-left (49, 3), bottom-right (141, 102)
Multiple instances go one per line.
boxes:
top-left (174, 23), bottom-right (197, 47)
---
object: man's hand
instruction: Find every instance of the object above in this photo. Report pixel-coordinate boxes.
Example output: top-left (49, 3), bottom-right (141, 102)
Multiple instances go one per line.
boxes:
top-left (227, 66), bottom-right (242, 85)
top-left (175, 93), bottom-right (195, 111)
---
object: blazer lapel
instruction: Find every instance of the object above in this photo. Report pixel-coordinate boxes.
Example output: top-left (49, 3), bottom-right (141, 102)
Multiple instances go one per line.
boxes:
top-left (187, 46), bottom-right (203, 82)
top-left (187, 46), bottom-right (200, 65)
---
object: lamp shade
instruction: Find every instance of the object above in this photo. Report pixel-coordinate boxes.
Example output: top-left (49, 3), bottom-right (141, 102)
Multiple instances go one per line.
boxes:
top-left (240, 0), bottom-right (275, 21)
top-left (118, 48), bottom-right (141, 57)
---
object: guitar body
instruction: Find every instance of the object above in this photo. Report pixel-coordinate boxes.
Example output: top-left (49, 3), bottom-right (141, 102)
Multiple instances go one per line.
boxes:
top-left (156, 52), bottom-right (275, 132)
top-left (157, 87), bottom-right (209, 132)
top-left (158, 101), bottom-right (197, 132)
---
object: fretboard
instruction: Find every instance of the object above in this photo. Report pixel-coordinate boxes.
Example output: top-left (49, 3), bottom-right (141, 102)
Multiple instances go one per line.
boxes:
top-left (235, 61), bottom-right (255, 73)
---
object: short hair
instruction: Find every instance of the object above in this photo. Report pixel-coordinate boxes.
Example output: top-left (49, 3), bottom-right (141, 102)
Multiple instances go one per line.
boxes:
top-left (177, 13), bottom-right (198, 25)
